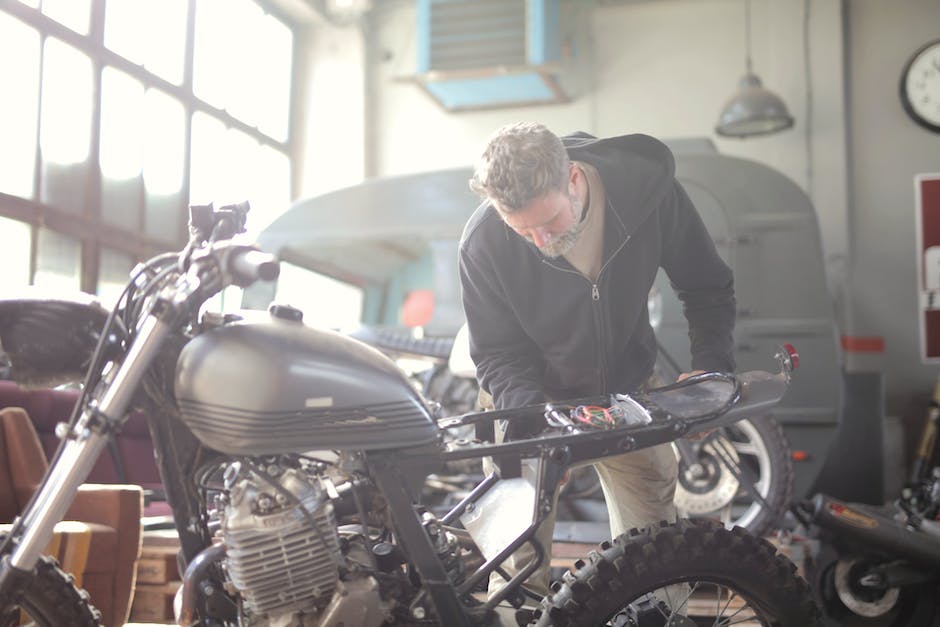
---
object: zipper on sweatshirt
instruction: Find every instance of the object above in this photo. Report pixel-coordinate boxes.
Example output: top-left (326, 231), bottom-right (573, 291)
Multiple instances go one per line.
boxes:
top-left (541, 233), bottom-right (631, 394)
top-left (540, 235), bottom-right (631, 297)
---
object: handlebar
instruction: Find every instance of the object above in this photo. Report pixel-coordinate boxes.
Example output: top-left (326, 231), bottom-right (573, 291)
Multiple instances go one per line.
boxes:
top-left (228, 249), bottom-right (280, 285)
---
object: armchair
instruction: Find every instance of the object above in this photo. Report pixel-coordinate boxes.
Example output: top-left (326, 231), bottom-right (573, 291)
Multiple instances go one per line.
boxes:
top-left (0, 406), bottom-right (143, 627)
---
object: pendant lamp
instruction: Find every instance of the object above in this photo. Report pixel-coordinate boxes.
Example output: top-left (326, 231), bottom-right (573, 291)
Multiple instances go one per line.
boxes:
top-left (716, 0), bottom-right (794, 138)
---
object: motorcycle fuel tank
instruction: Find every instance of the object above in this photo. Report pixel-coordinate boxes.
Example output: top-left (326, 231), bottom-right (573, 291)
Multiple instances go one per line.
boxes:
top-left (174, 310), bottom-right (439, 455)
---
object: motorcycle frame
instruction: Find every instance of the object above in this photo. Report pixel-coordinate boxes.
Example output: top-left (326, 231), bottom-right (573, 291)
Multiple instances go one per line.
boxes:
top-left (361, 381), bottom-right (742, 626)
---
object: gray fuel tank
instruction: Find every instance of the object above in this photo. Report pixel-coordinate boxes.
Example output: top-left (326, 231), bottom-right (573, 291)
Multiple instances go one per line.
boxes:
top-left (174, 312), bottom-right (438, 455)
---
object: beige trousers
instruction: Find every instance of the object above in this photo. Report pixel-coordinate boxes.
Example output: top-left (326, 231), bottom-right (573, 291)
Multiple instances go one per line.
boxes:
top-left (486, 443), bottom-right (679, 598)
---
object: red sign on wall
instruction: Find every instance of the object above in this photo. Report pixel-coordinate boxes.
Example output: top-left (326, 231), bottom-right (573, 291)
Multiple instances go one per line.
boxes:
top-left (917, 174), bottom-right (940, 361)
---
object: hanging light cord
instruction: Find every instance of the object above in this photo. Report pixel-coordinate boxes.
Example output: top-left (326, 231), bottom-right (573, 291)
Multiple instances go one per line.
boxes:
top-left (744, 0), bottom-right (753, 74)
top-left (803, 0), bottom-right (814, 201)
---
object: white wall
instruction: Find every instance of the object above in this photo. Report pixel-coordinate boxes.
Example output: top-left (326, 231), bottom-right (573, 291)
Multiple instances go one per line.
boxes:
top-left (294, 19), bottom-right (367, 198)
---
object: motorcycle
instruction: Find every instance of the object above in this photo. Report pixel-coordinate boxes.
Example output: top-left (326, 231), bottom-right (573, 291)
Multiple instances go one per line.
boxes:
top-left (798, 382), bottom-right (940, 626)
top-left (0, 203), bottom-right (819, 626)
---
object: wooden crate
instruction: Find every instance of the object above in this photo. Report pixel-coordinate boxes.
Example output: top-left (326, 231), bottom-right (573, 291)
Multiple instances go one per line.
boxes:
top-left (129, 581), bottom-right (181, 623)
top-left (136, 545), bottom-right (180, 585)
top-left (131, 530), bottom-right (183, 623)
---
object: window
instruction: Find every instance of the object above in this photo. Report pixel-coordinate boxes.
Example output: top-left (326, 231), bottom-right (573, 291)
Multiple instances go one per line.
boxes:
top-left (39, 38), bottom-right (93, 169)
top-left (0, 1), bottom-right (297, 300)
top-left (100, 67), bottom-right (144, 231)
top-left (192, 0), bottom-right (293, 141)
top-left (0, 217), bottom-right (32, 293)
top-left (97, 247), bottom-right (136, 309)
top-left (104, 0), bottom-right (187, 85)
top-left (190, 114), bottom-right (291, 237)
top-left (42, 0), bottom-right (90, 35)
top-left (0, 12), bottom-right (40, 199)
top-left (34, 228), bottom-right (81, 293)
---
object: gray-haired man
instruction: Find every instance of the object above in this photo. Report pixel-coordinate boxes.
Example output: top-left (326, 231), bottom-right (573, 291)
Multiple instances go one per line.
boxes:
top-left (458, 122), bottom-right (736, 599)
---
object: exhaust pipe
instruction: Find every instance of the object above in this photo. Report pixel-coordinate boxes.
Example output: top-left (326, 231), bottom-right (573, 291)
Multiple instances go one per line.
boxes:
top-left (806, 494), bottom-right (940, 568)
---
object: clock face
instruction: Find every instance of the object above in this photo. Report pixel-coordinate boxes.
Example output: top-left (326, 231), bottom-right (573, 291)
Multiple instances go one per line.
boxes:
top-left (902, 40), bottom-right (940, 133)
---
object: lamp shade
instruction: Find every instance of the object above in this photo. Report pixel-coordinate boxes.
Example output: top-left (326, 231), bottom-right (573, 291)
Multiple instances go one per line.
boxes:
top-left (715, 73), bottom-right (794, 138)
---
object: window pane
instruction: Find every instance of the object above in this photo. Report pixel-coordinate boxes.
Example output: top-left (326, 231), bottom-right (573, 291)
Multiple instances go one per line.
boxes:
top-left (193, 0), bottom-right (292, 140)
top-left (40, 38), bottom-right (93, 166)
top-left (143, 88), bottom-right (186, 243)
top-left (143, 88), bottom-right (185, 195)
top-left (218, 127), bottom-right (258, 211)
top-left (100, 68), bottom-right (144, 230)
top-left (97, 248), bottom-right (135, 309)
top-left (105, 0), bottom-right (187, 84)
top-left (256, 14), bottom-right (292, 141)
top-left (247, 144), bottom-right (291, 236)
top-left (275, 263), bottom-right (363, 330)
top-left (0, 217), bottom-right (32, 293)
top-left (193, 0), bottom-right (239, 111)
top-left (189, 111), bottom-right (227, 205)
top-left (0, 13), bottom-right (40, 198)
top-left (100, 67), bottom-right (144, 180)
top-left (191, 113), bottom-right (291, 237)
top-left (42, 0), bottom-right (91, 35)
top-left (34, 228), bottom-right (81, 293)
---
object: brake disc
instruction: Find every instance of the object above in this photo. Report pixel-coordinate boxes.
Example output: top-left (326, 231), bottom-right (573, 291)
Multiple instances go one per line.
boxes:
top-left (834, 558), bottom-right (900, 617)
top-left (673, 437), bottom-right (740, 515)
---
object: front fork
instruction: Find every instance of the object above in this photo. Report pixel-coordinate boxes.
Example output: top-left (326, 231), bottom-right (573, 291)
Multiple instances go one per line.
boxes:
top-left (0, 313), bottom-right (173, 593)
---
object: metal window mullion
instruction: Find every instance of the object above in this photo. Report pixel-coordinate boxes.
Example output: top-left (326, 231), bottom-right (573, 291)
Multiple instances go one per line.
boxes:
top-left (178, 0), bottom-right (197, 245)
top-left (82, 0), bottom-right (106, 294)
top-left (0, 192), bottom-right (172, 259)
top-left (286, 20), bottom-right (302, 201)
top-left (30, 22), bottom-right (47, 286)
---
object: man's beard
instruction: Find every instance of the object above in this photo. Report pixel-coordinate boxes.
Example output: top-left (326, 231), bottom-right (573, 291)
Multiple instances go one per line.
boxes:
top-left (538, 195), bottom-right (586, 258)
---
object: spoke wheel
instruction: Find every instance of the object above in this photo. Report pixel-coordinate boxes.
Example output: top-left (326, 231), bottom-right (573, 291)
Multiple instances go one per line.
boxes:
top-left (530, 519), bottom-right (820, 627)
top-left (674, 416), bottom-right (793, 536)
top-left (0, 553), bottom-right (101, 627)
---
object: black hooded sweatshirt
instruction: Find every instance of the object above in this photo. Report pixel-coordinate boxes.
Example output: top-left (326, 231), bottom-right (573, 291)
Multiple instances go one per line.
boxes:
top-left (458, 133), bottom-right (735, 436)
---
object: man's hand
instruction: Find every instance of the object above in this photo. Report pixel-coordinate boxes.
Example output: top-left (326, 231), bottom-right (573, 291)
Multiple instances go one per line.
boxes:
top-left (676, 369), bottom-right (706, 382)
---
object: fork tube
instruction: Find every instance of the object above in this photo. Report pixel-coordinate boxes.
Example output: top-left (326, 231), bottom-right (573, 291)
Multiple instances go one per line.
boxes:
top-left (10, 314), bottom-right (172, 571)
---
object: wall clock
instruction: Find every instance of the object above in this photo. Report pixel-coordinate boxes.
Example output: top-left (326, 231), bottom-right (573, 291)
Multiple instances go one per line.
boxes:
top-left (901, 39), bottom-right (940, 133)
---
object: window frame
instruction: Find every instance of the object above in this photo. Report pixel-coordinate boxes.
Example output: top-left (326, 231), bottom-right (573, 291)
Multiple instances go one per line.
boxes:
top-left (0, 0), bottom-right (299, 294)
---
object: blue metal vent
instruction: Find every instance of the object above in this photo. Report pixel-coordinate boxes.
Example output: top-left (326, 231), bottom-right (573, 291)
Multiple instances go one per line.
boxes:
top-left (414, 0), bottom-right (566, 111)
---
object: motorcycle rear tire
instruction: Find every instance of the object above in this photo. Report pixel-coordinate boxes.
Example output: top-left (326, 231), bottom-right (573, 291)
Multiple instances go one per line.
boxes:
top-left (0, 555), bottom-right (101, 627)
top-left (530, 518), bottom-right (820, 627)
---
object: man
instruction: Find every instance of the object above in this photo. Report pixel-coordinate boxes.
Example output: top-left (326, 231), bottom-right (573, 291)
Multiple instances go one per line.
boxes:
top-left (457, 122), bottom-right (736, 600)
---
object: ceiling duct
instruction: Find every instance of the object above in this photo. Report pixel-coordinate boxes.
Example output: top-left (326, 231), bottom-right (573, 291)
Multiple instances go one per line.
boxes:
top-left (410, 0), bottom-right (570, 111)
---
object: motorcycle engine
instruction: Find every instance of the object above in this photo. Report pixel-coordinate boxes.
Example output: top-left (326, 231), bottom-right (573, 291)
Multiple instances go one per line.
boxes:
top-left (219, 463), bottom-right (341, 622)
